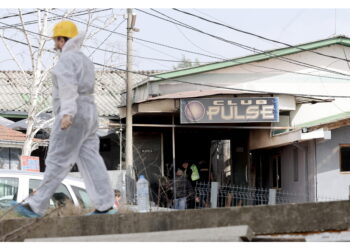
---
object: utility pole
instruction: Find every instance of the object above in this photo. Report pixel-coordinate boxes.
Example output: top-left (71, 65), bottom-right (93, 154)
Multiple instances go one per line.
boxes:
top-left (125, 8), bottom-right (138, 180)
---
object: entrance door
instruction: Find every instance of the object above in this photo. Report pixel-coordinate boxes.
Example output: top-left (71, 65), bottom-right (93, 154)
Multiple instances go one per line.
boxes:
top-left (271, 154), bottom-right (282, 189)
top-left (210, 140), bottom-right (232, 185)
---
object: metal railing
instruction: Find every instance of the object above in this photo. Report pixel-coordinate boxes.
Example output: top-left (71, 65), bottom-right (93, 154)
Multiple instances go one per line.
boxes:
top-left (194, 182), bottom-right (346, 209)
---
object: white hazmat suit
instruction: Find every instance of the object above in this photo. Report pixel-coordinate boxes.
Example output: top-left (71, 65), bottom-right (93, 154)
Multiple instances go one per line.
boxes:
top-left (27, 33), bottom-right (115, 216)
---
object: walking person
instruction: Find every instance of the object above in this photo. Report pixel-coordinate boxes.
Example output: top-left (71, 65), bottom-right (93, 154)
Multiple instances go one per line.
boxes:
top-left (15, 20), bottom-right (116, 217)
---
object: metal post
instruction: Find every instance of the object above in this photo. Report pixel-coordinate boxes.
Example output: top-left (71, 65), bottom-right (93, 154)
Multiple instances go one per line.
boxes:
top-left (119, 128), bottom-right (122, 171)
top-left (125, 8), bottom-right (135, 179)
top-left (268, 188), bottom-right (277, 205)
top-left (210, 182), bottom-right (219, 208)
top-left (172, 115), bottom-right (176, 204)
top-left (161, 132), bottom-right (164, 177)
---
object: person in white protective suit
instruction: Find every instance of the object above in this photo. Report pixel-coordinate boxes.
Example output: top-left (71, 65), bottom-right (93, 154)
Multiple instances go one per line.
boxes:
top-left (15, 21), bottom-right (116, 217)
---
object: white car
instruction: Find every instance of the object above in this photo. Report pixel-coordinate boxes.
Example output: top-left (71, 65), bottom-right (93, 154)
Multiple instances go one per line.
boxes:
top-left (0, 170), bottom-right (92, 209)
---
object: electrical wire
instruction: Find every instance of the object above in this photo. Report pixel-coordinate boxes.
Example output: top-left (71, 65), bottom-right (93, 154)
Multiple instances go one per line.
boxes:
top-left (139, 8), bottom-right (350, 79)
top-left (3, 11), bottom-right (350, 98)
top-left (0, 8), bottom-right (111, 30)
top-left (173, 8), bottom-right (350, 65)
top-left (2, 31), bottom-right (350, 98)
top-left (45, 9), bottom-right (225, 61)
top-left (0, 9), bottom-right (38, 20)
top-left (43, 8), bottom-right (350, 80)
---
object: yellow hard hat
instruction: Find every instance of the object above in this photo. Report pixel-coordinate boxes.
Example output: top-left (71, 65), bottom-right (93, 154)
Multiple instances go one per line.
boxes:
top-left (53, 20), bottom-right (78, 38)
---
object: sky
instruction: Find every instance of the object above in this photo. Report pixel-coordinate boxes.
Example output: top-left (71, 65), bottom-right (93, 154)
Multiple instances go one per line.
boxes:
top-left (0, 8), bottom-right (350, 72)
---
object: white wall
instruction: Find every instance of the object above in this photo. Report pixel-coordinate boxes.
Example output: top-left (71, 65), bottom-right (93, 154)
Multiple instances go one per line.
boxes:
top-left (315, 126), bottom-right (350, 200)
top-left (270, 140), bottom-right (317, 202)
top-left (280, 144), bottom-right (308, 201)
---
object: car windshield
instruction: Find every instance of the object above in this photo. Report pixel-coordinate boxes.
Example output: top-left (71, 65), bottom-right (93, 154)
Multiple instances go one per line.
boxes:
top-left (71, 185), bottom-right (92, 208)
top-left (0, 177), bottom-right (19, 208)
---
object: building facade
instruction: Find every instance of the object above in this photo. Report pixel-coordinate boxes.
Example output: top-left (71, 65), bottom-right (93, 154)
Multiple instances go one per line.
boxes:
top-left (119, 36), bottom-right (350, 205)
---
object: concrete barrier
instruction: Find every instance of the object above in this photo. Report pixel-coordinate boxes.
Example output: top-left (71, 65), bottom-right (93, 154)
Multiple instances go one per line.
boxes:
top-left (1, 200), bottom-right (350, 242)
top-left (25, 225), bottom-right (254, 242)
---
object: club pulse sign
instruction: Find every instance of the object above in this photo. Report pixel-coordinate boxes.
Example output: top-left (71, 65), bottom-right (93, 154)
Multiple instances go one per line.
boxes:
top-left (180, 97), bottom-right (279, 124)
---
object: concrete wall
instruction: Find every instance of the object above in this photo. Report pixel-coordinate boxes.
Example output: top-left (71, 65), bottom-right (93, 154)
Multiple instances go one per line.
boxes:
top-left (2, 200), bottom-right (350, 241)
top-left (315, 126), bottom-right (350, 200)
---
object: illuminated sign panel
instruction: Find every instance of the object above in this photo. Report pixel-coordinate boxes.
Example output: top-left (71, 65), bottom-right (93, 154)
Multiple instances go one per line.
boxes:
top-left (180, 97), bottom-right (279, 124)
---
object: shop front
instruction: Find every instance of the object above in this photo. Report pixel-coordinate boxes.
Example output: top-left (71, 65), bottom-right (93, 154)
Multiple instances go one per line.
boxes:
top-left (119, 94), bottom-right (285, 207)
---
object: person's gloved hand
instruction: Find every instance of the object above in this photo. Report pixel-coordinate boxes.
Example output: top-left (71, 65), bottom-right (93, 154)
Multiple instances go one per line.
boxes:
top-left (61, 114), bottom-right (73, 130)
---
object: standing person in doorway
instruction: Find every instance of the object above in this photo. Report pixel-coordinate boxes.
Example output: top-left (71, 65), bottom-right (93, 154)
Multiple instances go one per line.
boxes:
top-left (182, 161), bottom-right (200, 209)
top-left (15, 21), bottom-right (116, 217)
top-left (172, 168), bottom-right (194, 210)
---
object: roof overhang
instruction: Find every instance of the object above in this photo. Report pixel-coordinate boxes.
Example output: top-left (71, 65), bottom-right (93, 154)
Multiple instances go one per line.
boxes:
top-left (119, 90), bottom-right (332, 118)
top-left (149, 36), bottom-right (350, 83)
top-left (249, 128), bottom-right (331, 150)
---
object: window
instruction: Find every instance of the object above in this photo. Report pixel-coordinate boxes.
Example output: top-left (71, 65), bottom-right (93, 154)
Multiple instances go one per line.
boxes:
top-left (272, 155), bottom-right (282, 189)
top-left (340, 145), bottom-right (350, 172)
top-left (29, 179), bottom-right (72, 207)
top-left (71, 186), bottom-right (92, 208)
top-left (293, 148), bottom-right (299, 182)
top-left (0, 177), bottom-right (19, 207)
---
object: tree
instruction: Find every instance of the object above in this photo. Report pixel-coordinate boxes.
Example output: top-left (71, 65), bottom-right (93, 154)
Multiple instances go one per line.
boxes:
top-left (173, 55), bottom-right (200, 70)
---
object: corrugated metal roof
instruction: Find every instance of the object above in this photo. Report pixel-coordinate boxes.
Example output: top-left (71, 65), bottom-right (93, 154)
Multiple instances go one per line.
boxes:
top-left (0, 70), bottom-right (147, 117)
top-left (136, 90), bottom-right (331, 105)
top-left (146, 90), bottom-right (255, 101)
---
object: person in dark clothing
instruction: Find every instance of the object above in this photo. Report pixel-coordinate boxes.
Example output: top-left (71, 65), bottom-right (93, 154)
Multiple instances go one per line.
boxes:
top-left (171, 168), bottom-right (194, 210)
top-left (158, 176), bottom-right (173, 208)
top-left (196, 160), bottom-right (211, 208)
top-left (182, 161), bottom-right (200, 209)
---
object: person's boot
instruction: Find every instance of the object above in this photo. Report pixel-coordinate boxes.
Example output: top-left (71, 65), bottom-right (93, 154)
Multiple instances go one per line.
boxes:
top-left (85, 207), bottom-right (117, 216)
top-left (12, 202), bottom-right (41, 218)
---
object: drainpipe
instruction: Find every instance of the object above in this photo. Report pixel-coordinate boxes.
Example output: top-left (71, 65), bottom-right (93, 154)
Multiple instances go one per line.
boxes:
top-left (314, 139), bottom-right (318, 202)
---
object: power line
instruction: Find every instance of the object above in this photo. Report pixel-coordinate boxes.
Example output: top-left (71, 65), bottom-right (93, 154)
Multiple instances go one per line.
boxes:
top-left (147, 8), bottom-right (350, 79)
top-left (0, 8), bottom-right (112, 30)
top-left (3, 28), bottom-right (350, 82)
top-left (0, 9), bottom-right (217, 64)
top-left (3, 33), bottom-right (350, 99)
top-left (165, 12), bottom-right (229, 60)
top-left (0, 9), bottom-right (215, 64)
top-left (140, 8), bottom-right (350, 80)
top-left (3, 11), bottom-right (350, 98)
top-left (59, 9), bottom-right (196, 64)
top-left (173, 8), bottom-right (350, 65)
top-left (0, 9), bottom-right (38, 20)
top-left (0, 28), bottom-right (211, 64)
top-left (3, 27), bottom-right (349, 99)
top-left (44, 9), bottom-right (225, 61)
top-left (3, 18), bottom-right (350, 83)
top-left (88, 18), bottom-right (126, 57)
top-left (136, 9), bottom-right (350, 81)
